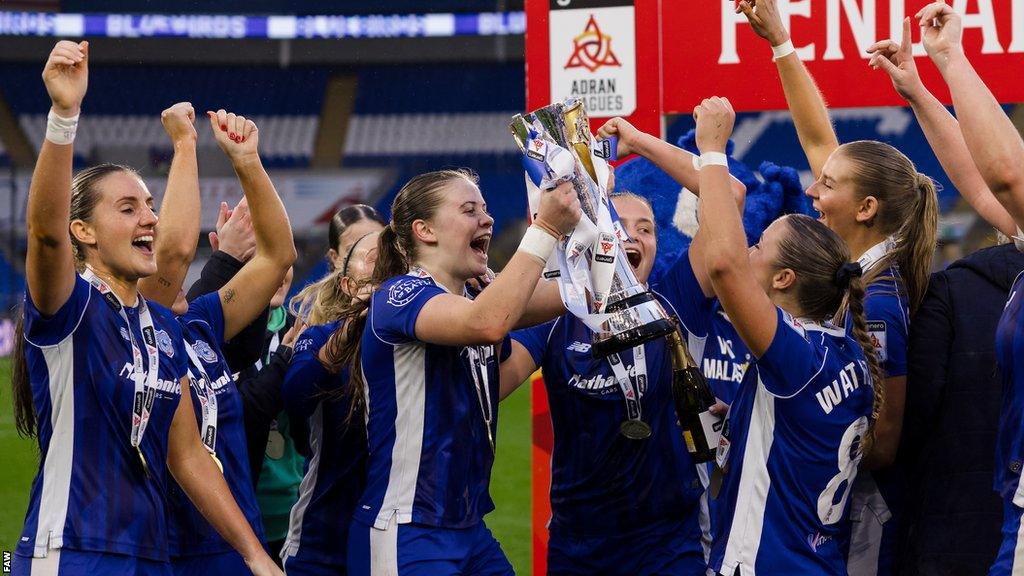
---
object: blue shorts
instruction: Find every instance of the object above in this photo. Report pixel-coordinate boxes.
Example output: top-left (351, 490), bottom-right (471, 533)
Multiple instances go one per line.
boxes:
top-left (12, 549), bottom-right (172, 576)
top-left (347, 519), bottom-right (513, 576)
top-left (282, 553), bottom-right (346, 576)
top-left (547, 516), bottom-right (706, 576)
top-left (990, 499), bottom-right (1024, 576)
top-left (172, 550), bottom-right (250, 576)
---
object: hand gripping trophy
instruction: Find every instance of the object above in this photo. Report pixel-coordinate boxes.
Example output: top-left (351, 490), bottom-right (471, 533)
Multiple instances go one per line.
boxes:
top-left (511, 98), bottom-right (675, 357)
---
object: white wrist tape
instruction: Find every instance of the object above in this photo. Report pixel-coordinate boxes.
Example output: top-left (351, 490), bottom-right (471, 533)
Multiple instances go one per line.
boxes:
top-left (699, 152), bottom-right (729, 168)
top-left (772, 39), bottom-right (796, 61)
top-left (46, 110), bottom-right (79, 145)
top-left (518, 225), bottom-right (558, 264)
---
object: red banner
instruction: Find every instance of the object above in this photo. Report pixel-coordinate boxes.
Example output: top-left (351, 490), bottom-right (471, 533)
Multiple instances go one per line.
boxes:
top-left (530, 372), bottom-right (552, 576)
top-left (662, 0), bottom-right (1024, 113)
top-left (526, 0), bottom-right (663, 138)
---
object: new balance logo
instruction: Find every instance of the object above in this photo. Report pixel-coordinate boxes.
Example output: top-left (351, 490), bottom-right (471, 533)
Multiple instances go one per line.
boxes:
top-left (566, 341), bottom-right (591, 353)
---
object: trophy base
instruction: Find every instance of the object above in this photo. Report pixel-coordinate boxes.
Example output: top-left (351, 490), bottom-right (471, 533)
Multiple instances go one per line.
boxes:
top-left (591, 290), bottom-right (677, 358)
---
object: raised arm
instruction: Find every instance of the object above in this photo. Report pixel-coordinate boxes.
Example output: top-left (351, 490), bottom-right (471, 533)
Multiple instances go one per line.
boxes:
top-left (414, 182), bottom-right (580, 346)
top-left (596, 117), bottom-right (747, 202)
top-left (738, 0), bottom-right (839, 178)
top-left (868, 17), bottom-right (1016, 236)
top-left (206, 110), bottom-right (297, 340)
top-left (166, 378), bottom-right (282, 576)
top-left (139, 103), bottom-right (200, 307)
top-left (26, 41), bottom-right (89, 315)
top-left (917, 1), bottom-right (1024, 230)
top-left (694, 97), bottom-right (779, 356)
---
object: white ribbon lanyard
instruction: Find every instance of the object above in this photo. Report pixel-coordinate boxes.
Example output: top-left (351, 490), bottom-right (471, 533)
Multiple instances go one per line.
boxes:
top-left (607, 345), bottom-right (647, 422)
top-left (408, 265), bottom-right (497, 453)
top-left (81, 268), bottom-right (159, 468)
top-left (183, 341), bottom-right (219, 455)
top-left (856, 235), bottom-right (897, 274)
top-left (465, 344), bottom-right (496, 454)
top-left (1013, 226), bottom-right (1024, 253)
top-left (521, 130), bottom-right (624, 332)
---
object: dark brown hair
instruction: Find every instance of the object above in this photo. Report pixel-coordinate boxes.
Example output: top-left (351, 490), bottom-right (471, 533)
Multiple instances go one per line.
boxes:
top-left (776, 214), bottom-right (884, 453)
top-left (327, 204), bottom-right (385, 271)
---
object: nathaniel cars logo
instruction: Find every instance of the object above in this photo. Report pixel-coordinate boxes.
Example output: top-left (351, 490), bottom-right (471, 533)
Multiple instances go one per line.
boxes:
top-left (564, 15), bottom-right (621, 73)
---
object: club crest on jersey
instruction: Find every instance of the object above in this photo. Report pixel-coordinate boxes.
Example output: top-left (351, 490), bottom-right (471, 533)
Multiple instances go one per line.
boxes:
top-left (387, 277), bottom-right (432, 307)
top-left (120, 327), bottom-right (130, 341)
top-left (192, 339), bottom-right (218, 364)
top-left (156, 330), bottom-right (174, 357)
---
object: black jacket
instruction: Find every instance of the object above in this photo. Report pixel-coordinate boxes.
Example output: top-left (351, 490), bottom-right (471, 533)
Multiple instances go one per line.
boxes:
top-left (899, 243), bottom-right (1024, 576)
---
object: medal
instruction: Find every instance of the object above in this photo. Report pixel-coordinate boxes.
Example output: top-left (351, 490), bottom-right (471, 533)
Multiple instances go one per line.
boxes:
top-left (210, 451), bottom-right (224, 474)
top-left (619, 419), bottom-right (652, 440)
top-left (608, 346), bottom-right (650, 440)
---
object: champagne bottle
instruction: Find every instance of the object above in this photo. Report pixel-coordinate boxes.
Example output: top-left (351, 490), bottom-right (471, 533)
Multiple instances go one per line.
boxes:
top-left (667, 327), bottom-right (719, 463)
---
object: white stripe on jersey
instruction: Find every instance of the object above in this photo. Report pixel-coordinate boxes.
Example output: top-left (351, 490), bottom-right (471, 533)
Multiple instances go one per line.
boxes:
top-left (282, 403), bottom-right (324, 559)
top-left (376, 343), bottom-right (427, 528)
top-left (369, 520), bottom-right (399, 576)
top-left (35, 341), bottom-right (76, 556)
top-left (722, 377), bottom-right (777, 576)
top-left (697, 463), bottom-right (712, 564)
top-left (29, 549), bottom-right (60, 575)
top-left (1013, 510), bottom-right (1024, 575)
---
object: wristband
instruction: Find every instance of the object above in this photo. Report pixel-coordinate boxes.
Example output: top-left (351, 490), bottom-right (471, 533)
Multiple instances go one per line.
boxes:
top-left (46, 109), bottom-right (79, 145)
top-left (691, 153), bottom-right (702, 171)
top-left (518, 225), bottom-right (558, 265)
top-left (1014, 226), bottom-right (1024, 253)
top-left (771, 39), bottom-right (796, 61)
top-left (699, 152), bottom-right (729, 168)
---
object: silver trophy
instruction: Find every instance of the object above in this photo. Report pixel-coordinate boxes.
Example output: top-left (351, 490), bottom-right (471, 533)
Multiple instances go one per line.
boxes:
top-left (511, 98), bottom-right (675, 357)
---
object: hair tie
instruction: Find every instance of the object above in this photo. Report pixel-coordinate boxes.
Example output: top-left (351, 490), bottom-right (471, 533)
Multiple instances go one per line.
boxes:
top-left (341, 232), bottom-right (375, 278)
top-left (834, 261), bottom-right (863, 289)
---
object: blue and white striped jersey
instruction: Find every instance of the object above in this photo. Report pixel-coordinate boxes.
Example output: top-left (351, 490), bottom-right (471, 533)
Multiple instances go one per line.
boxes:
top-left (709, 309), bottom-right (874, 576)
top-left (354, 271), bottom-right (502, 529)
top-left (167, 292), bottom-right (265, 557)
top-left (281, 320), bottom-right (367, 567)
top-left (17, 275), bottom-right (187, 561)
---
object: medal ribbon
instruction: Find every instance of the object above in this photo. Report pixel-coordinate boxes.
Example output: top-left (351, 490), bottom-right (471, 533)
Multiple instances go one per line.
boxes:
top-left (607, 344), bottom-right (647, 423)
top-left (81, 267), bottom-right (159, 449)
top-left (407, 266), bottom-right (497, 453)
top-left (183, 341), bottom-right (220, 454)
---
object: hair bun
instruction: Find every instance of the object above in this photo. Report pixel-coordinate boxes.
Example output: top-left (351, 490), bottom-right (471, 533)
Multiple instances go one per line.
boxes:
top-left (834, 261), bottom-right (863, 289)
